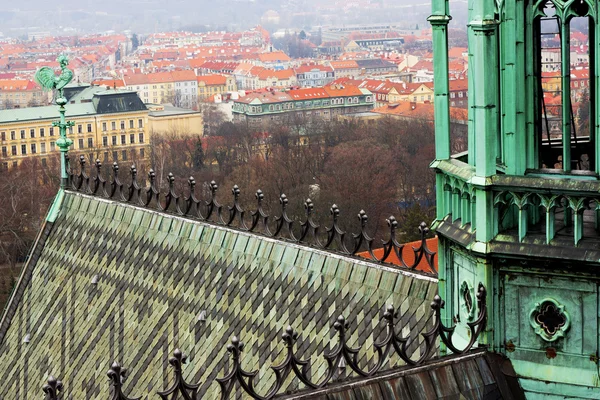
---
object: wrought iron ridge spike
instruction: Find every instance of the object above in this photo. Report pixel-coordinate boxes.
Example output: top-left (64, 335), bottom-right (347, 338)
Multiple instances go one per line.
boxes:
top-left (42, 376), bottom-right (63, 400)
top-left (274, 193), bottom-right (297, 240)
top-left (215, 287), bottom-right (488, 399)
top-left (107, 362), bottom-right (141, 400)
top-left (157, 348), bottom-right (200, 400)
top-left (67, 171), bottom-right (437, 275)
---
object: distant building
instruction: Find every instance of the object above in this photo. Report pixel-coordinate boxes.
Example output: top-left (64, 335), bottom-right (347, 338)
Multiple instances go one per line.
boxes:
top-left (329, 60), bottom-right (361, 78)
top-left (0, 85), bottom-right (202, 169)
top-left (0, 80), bottom-right (45, 109)
top-left (170, 70), bottom-right (198, 109)
top-left (0, 86), bottom-right (149, 169)
top-left (294, 64), bottom-right (335, 87)
top-left (147, 104), bottom-right (203, 135)
top-left (197, 75), bottom-right (237, 101)
top-left (449, 79), bottom-right (468, 108)
top-left (232, 85), bottom-right (374, 127)
top-left (355, 59), bottom-right (398, 76)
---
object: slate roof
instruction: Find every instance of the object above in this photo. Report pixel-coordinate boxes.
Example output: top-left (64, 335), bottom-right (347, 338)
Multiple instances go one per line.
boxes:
top-left (280, 349), bottom-right (525, 400)
top-left (0, 191), bottom-right (438, 399)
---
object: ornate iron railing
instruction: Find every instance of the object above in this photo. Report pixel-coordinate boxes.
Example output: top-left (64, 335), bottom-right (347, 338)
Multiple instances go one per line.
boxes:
top-left (40, 284), bottom-right (487, 399)
top-left (64, 156), bottom-right (437, 274)
top-left (435, 158), bottom-right (600, 246)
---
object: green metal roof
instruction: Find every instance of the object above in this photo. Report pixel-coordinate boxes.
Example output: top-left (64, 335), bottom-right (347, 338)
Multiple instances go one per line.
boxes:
top-left (0, 103), bottom-right (98, 123)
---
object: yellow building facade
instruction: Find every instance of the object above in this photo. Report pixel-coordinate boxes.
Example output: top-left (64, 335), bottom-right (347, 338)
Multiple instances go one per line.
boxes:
top-left (0, 86), bottom-right (203, 170)
top-left (147, 104), bottom-right (203, 135)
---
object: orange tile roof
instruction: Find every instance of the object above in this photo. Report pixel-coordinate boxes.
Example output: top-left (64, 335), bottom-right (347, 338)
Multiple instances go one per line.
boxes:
top-left (373, 101), bottom-right (435, 120)
top-left (92, 79), bottom-right (125, 88)
top-left (288, 87), bottom-right (330, 99)
top-left (170, 70), bottom-right (197, 82)
top-left (237, 91), bottom-right (293, 104)
top-left (0, 79), bottom-right (38, 91)
top-left (147, 72), bottom-right (174, 83)
top-left (449, 79), bottom-right (468, 91)
top-left (258, 51), bottom-right (291, 62)
top-left (197, 74), bottom-right (227, 85)
top-left (323, 85), bottom-right (365, 97)
top-left (357, 238), bottom-right (438, 273)
top-left (294, 64), bottom-right (333, 74)
top-left (123, 74), bottom-right (150, 85)
top-left (256, 68), bottom-right (295, 80)
top-left (329, 60), bottom-right (358, 69)
top-left (448, 47), bottom-right (468, 59)
top-left (571, 69), bottom-right (590, 79)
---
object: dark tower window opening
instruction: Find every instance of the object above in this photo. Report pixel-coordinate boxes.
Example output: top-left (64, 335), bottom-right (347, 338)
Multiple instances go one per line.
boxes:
top-left (534, 0), bottom-right (594, 172)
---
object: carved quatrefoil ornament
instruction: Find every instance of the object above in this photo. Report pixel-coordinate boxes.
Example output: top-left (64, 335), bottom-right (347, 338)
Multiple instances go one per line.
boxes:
top-left (529, 299), bottom-right (570, 342)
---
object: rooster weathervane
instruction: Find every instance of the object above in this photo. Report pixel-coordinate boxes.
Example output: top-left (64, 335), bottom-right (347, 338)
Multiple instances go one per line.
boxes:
top-left (35, 54), bottom-right (74, 103)
top-left (35, 55), bottom-right (75, 189)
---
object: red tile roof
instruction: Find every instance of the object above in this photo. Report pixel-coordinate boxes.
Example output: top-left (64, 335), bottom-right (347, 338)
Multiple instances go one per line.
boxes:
top-left (294, 64), bottom-right (334, 74)
top-left (256, 68), bottom-right (295, 80)
top-left (357, 238), bottom-right (438, 273)
top-left (288, 87), bottom-right (330, 99)
top-left (170, 70), bottom-right (197, 82)
top-left (258, 51), bottom-right (291, 62)
top-left (197, 74), bottom-right (228, 85)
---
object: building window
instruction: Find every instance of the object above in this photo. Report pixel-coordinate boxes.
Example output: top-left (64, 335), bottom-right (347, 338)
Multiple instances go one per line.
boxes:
top-left (121, 135), bottom-right (126, 145)
top-left (10, 131), bottom-right (15, 140)
top-left (1, 146), bottom-right (6, 157)
top-left (139, 133), bottom-right (144, 143)
top-left (30, 144), bottom-right (36, 153)
top-left (78, 124), bottom-right (82, 134)
top-left (112, 151), bottom-right (118, 161)
top-left (11, 145), bottom-right (17, 156)
top-left (103, 137), bottom-right (108, 147)
top-left (78, 138), bottom-right (84, 149)
top-left (111, 121), bottom-right (116, 130)
top-left (88, 138), bottom-right (93, 148)
top-left (40, 128), bottom-right (45, 137)
top-left (41, 143), bottom-right (46, 153)
top-left (112, 136), bottom-right (117, 146)
top-left (21, 144), bottom-right (26, 155)
top-left (120, 121), bottom-right (125, 130)
top-left (140, 148), bottom-right (145, 158)
top-left (87, 124), bottom-right (92, 133)
top-left (102, 122), bottom-right (107, 131)
top-left (0, 132), bottom-right (5, 141)
top-left (30, 129), bottom-right (35, 138)
top-left (122, 150), bottom-right (127, 161)
top-left (138, 119), bottom-right (143, 128)
top-left (130, 134), bottom-right (135, 144)
top-left (50, 142), bottom-right (55, 151)
top-left (69, 126), bottom-right (73, 134)
top-left (20, 130), bottom-right (25, 139)
top-left (129, 120), bottom-right (134, 129)
top-left (41, 158), bottom-right (47, 167)
top-left (49, 127), bottom-right (54, 136)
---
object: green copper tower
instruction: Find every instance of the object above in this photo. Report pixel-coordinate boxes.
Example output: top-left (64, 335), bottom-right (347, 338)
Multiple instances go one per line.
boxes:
top-left (431, 0), bottom-right (600, 397)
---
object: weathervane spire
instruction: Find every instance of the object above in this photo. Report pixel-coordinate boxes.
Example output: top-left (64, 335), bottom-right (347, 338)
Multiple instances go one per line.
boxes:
top-left (35, 54), bottom-right (75, 188)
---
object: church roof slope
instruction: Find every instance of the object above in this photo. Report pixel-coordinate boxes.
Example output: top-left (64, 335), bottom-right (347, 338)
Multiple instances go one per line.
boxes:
top-left (279, 349), bottom-right (524, 400)
top-left (0, 176), bottom-right (438, 398)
